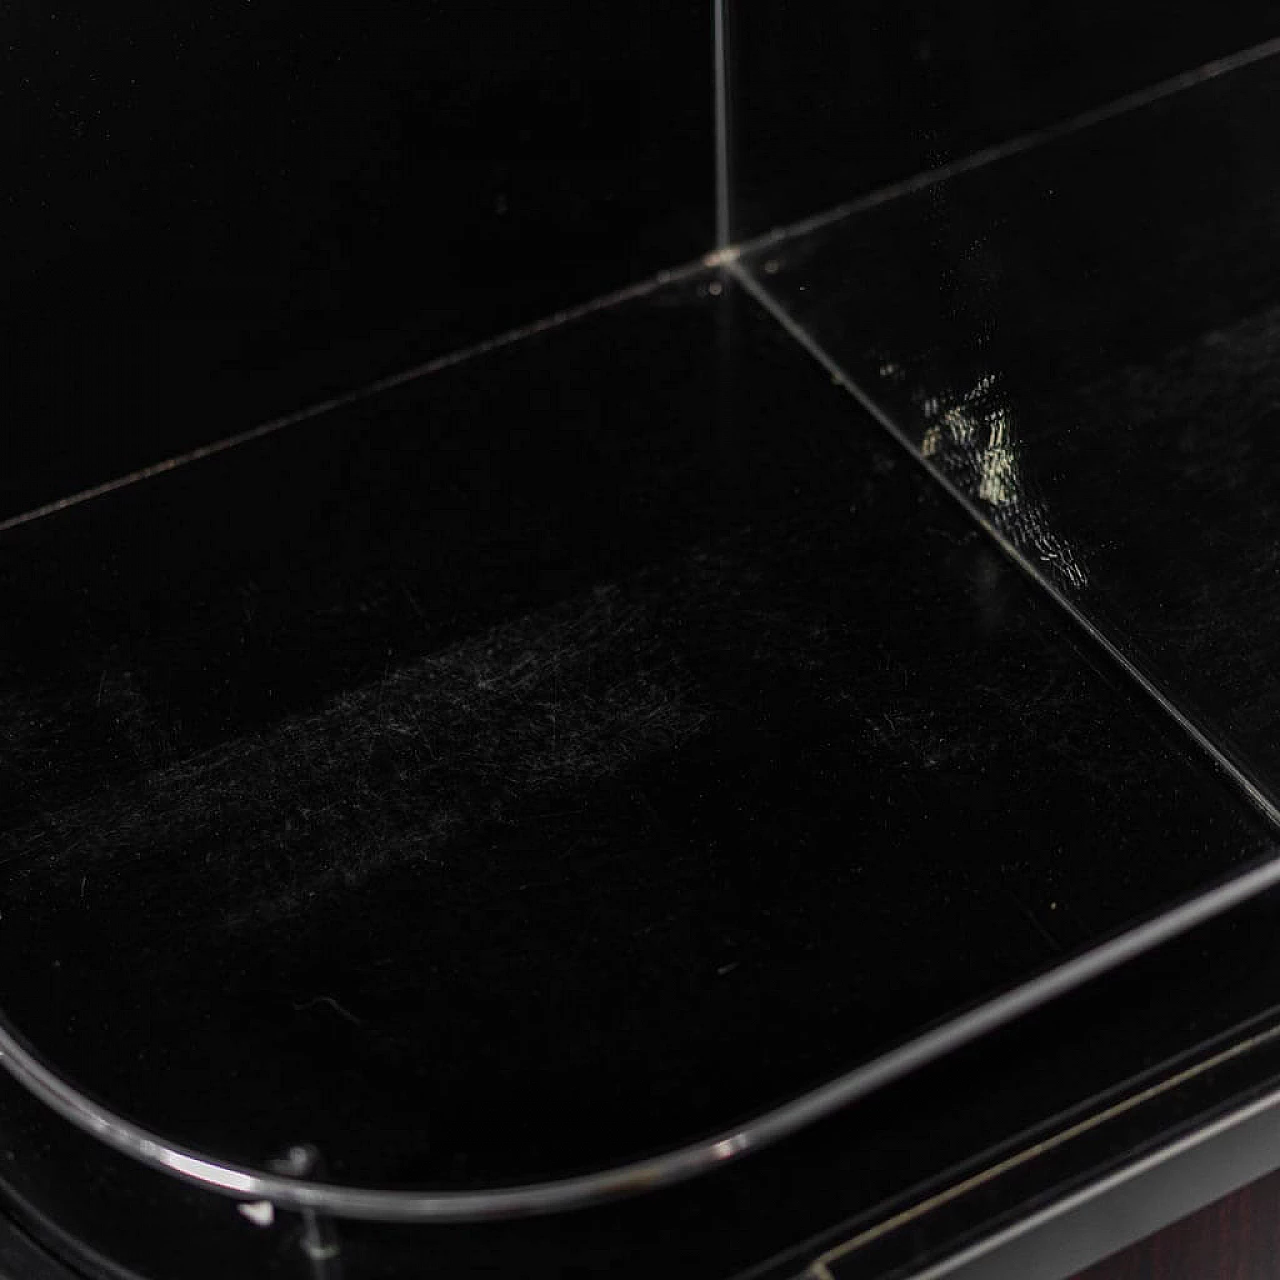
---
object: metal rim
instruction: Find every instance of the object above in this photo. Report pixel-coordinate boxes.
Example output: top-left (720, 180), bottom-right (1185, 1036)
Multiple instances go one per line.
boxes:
top-left (4, 851), bottom-right (1280, 1223)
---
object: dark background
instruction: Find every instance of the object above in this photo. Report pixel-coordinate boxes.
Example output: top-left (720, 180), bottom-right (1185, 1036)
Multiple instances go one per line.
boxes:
top-left (13, 1), bottom-right (1279, 519)
top-left (3, 1), bottom-right (713, 518)
top-left (730, 2), bottom-right (1279, 239)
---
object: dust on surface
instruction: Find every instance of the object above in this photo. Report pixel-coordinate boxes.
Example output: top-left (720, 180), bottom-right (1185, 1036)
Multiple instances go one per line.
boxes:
top-left (1, 581), bottom-right (709, 929)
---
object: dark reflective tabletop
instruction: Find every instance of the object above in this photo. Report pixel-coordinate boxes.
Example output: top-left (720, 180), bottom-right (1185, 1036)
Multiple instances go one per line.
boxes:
top-left (0, 269), bottom-right (1273, 1189)
top-left (745, 53), bottom-right (1280, 821)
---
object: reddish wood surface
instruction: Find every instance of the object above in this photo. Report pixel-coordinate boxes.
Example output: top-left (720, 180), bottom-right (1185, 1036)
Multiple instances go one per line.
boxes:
top-left (1071, 1165), bottom-right (1280, 1279)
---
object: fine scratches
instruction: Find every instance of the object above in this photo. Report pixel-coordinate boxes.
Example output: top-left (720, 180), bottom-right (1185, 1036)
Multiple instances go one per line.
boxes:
top-left (4, 584), bottom-right (709, 929)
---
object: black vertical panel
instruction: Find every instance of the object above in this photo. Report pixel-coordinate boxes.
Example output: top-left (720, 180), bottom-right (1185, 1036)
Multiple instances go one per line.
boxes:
top-left (3, 1), bottom-right (713, 518)
top-left (729, 0), bottom-right (1277, 239)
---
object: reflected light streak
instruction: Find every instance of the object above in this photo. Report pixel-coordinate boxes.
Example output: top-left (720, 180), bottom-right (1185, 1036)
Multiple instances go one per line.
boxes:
top-left (904, 366), bottom-right (1089, 590)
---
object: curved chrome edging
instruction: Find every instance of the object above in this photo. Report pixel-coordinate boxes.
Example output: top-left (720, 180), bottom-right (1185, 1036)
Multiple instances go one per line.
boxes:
top-left (5, 849), bottom-right (1280, 1222)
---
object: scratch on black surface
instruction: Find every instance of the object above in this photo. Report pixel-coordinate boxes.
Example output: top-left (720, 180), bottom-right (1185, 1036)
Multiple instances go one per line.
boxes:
top-left (292, 996), bottom-right (363, 1027)
top-left (1002, 887), bottom-right (1063, 953)
top-left (3, 582), bottom-right (710, 929)
top-left (0, 508), bottom-right (1169, 945)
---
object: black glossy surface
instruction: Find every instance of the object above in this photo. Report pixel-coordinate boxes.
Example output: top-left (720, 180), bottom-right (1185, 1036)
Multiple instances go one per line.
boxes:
top-left (728, 1), bottom-right (1278, 239)
top-left (746, 54), bottom-right (1280, 815)
top-left (12, 845), bottom-right (1280, 1280)
top-left (0, 269), bottom-right (1274, 1195)
top-left (4, 1), bottom-right (712, 521)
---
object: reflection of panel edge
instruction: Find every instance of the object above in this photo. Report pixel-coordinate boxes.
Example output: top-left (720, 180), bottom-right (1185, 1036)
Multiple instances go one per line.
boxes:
top-left (714, 0), bottom-right (731, 249)
top-left (0, 1194), bottom-right (112, 1280)
top-left (897, 1073), bottom-right (1280, 1280)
